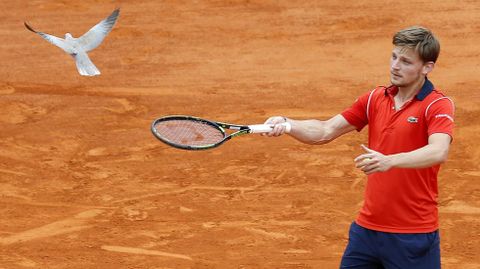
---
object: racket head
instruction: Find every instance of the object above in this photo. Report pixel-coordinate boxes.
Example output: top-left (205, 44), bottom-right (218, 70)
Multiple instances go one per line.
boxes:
top-left (151, 115), bottom-right (227, 150)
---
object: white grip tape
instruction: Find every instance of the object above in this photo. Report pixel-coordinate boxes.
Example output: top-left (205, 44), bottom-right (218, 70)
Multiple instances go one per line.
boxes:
top-left (249, 122), bottom-right (291, 134)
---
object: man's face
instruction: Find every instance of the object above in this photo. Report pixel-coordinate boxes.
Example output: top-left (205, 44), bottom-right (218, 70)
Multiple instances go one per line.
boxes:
top-left (390, 46), bottom-right (432, 87)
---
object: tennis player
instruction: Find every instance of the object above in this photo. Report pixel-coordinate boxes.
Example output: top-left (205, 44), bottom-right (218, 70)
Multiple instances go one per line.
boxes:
top-left (264, 26), bottom-right (454, 269)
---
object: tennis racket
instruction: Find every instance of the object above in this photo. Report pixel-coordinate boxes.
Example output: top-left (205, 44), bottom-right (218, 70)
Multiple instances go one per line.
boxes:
top-left (151, 115), bottom-right (291, 150)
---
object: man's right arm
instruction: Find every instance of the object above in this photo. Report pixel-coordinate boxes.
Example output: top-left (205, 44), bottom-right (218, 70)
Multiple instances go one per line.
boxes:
top-left (264, 114), bottom-right (357, 145)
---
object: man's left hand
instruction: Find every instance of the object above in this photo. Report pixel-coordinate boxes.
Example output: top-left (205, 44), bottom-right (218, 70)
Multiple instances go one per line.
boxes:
top-left (354, 144), bottom-right (394, 175)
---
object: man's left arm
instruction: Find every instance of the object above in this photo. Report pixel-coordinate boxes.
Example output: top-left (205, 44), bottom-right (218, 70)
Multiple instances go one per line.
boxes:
top-left (355, 133), bottom-right (451, 175)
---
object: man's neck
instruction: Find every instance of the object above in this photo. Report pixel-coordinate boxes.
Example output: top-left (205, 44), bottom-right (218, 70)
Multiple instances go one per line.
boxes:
top-left (397, 77), bottom-right (426, 102)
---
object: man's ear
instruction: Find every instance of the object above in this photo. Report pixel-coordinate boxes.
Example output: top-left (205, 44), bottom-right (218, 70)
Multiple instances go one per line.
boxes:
top-left (422, 61), bottom-right (435, 75)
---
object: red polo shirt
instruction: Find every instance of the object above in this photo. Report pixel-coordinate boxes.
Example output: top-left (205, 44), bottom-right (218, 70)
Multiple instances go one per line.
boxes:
top-left (341, 79), bottom-right (454, 233)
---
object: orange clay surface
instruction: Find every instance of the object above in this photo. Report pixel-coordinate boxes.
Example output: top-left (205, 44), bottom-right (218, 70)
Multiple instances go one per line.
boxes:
top-left (1, 1), bottom-right (479, 268)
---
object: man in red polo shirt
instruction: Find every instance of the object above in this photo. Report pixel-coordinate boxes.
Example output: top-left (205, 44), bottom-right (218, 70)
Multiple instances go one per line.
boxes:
top-left (264, 26), bottom-right (454, 268)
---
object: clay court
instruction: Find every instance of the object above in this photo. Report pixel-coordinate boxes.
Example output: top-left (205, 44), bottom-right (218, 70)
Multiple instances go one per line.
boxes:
top-left (1, 1), bottom-right (479, 268)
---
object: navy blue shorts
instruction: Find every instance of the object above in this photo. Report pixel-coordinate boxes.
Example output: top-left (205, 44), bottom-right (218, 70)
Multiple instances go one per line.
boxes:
top-left (340, 222), bottom-right (440, 269)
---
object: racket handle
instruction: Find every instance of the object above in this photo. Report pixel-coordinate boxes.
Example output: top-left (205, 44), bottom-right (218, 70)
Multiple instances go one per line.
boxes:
top-left (249, 122), bottom-right (291, 134)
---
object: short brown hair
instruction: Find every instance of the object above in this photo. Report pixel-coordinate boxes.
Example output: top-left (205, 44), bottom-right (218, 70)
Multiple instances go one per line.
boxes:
top-left (393, 26), bottom-right (440, 63)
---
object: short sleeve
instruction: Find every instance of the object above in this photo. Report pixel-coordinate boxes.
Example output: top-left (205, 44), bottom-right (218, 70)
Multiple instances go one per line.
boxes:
top-left (425, 97), bottom-right (455, 139)
top-left (341, 90), bottom-right (373, 131)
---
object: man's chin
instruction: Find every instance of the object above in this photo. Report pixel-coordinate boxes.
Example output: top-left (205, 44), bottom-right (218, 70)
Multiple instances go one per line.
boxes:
top-left (390, 78), bottom-right (403, 87)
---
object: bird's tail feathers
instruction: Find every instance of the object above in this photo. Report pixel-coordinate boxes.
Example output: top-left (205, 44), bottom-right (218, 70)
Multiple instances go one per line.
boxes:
top-left (75, 53), bottom-right (100, 76)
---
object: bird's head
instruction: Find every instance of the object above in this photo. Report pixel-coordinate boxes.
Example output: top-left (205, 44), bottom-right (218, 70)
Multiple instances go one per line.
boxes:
top-left (65, 33), bottom-right (73, 39)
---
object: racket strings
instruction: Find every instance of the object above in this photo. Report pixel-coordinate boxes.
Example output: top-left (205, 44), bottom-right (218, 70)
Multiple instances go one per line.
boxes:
top-left (154, 120), bottom-right (225, 147)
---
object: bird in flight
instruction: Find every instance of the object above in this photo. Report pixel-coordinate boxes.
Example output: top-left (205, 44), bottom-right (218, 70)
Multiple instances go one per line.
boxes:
top-left (25, 8), bottom-right (120, 76)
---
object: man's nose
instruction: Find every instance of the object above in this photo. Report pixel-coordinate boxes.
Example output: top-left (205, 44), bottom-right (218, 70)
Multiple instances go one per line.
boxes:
top-left (391, 59), bottom-right (400, 70)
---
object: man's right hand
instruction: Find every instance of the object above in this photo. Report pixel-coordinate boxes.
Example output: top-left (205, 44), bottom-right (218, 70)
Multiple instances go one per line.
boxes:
top-left (263, 116), bottom-right (289, 137)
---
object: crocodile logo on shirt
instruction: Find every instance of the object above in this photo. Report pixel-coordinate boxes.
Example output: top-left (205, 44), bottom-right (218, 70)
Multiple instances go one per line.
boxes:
top-left (407, 116), bottom-right (419, 123)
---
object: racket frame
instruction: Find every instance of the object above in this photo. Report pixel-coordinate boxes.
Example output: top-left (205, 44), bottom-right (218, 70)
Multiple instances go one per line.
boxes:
top-left (151, 115), bottom-right (255, 150)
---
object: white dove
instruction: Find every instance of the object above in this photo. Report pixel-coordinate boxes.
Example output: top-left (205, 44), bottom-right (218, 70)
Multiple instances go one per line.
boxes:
top-left (25, 8), bottom-right (120, 76)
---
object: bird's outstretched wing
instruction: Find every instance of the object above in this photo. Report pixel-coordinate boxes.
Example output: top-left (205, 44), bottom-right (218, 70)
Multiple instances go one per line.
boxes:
top-left (77, 8), bottom-right (120, 52)
top-left (24, 22), bottom-right (76, 54)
